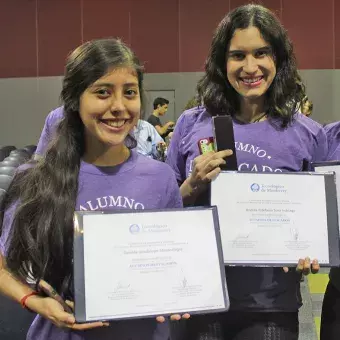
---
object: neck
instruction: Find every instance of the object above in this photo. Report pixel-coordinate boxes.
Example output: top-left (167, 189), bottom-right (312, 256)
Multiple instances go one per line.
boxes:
top-left (153, 110), bottom-right (160, 117)
top-left (237, 97), bottom-right (266, 123)
top-left (83, 136), bottom-right (130, 167)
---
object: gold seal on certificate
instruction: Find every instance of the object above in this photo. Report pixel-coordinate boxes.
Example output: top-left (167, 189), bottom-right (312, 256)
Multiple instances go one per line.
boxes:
top-left (73, 207), bottom-right (229, 323)
top-left (211, 171), bottom-right (340, 267)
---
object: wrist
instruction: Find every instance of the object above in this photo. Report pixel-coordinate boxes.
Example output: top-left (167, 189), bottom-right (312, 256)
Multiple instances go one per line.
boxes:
top-left (181, 177), bottom-right (199, 202)
top-left (20, 291), bottom-right (38, 307)
top-left (186, 176), bottom-right (195, 191)
top-left (24, 293), bottom-right (44, 314)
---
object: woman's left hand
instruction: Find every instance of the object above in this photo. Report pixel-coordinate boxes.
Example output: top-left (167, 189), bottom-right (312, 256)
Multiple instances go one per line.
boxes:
top-left (156, 313), bottom-right (191, 323)
top-left (283, 257), bottom-right (319, 275)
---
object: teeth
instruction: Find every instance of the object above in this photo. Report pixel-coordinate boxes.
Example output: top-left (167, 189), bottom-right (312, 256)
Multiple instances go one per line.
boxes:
top-left (105, 120), bottom-right (125, 128)
top-left (242, 77), bottom-right (262, 83)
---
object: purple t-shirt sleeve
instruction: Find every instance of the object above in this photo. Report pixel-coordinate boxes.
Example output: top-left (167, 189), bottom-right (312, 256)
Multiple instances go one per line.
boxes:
top-left (311, 127), bottom-right (328, 163)
top-left (324, 122), bottom-right (340, 160)
top-left (329, 145), bottom-right (340, 160)
top-left (35, 114), bottom-right (54, 156)
top-left (162, 167), bottom-right (183, 208)
top-left (166, 113), bottom-right (187, 184)
top-left (35, 107), bottom-right (64, 156)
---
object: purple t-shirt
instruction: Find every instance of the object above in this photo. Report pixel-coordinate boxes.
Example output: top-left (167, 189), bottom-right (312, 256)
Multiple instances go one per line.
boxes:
top-left (0, 151), bottom-right (182, 340)
top-left (324, 121), bottom-right (340, 160)
top-left (35, 106), bottom-right (64, 156)
top-left (166, 106), bottom-right (327, 312)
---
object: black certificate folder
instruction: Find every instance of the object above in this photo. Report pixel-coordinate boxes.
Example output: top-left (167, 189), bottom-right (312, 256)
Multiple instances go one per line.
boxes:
top-left (73, 207), bottom-right (229, 323)
top-left (312, 161), bottom-right (340, 267)
top-left (210, 171), bottom-right (340, 267)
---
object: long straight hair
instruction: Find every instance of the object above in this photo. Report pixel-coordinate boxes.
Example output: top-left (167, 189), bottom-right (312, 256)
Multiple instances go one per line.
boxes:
top-left (197, 4), bottom-right (305, 127)
top-left (0, 39), bottom-right (144, 296)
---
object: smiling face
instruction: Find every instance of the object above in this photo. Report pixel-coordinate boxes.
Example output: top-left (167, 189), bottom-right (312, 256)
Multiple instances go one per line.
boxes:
top-left (226, 26), bottom-right (276, 102)
top-left (79, 67), bottom-right (141, 151)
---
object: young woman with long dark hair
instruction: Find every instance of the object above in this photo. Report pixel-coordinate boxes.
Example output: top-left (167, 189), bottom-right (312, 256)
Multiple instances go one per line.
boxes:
top-left (0, 38), bottom-right (188, 340)
top-left (167, 5), bottom-right (324, 339)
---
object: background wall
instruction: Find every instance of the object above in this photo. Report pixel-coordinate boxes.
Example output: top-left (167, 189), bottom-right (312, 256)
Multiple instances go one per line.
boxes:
top-left (0, 0), bottom-right (339, 146)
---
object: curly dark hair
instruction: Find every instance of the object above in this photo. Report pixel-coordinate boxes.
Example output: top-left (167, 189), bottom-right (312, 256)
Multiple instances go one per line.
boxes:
top-left (197, 4), bottom-right (305, 127)
top-left (0, 38), bottom-right (144, 296)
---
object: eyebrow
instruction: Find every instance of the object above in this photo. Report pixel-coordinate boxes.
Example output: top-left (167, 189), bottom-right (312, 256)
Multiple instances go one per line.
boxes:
top-left (91, 82), bottom-right (139, 88)
top-left (228, 46), bottom-right (272, 54)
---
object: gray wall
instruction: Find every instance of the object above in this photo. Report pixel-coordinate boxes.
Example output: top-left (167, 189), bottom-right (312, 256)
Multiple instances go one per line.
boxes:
top-left (0, 71), bottom-right (339, 147)
top-left (300, 70), bottom-right (339, 124)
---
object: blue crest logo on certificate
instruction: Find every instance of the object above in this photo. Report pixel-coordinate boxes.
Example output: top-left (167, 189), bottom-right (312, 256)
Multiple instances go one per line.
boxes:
top-left (129, 224), bottom-right (140, 234)
top-left (250, 183), bottom-right (260, 192)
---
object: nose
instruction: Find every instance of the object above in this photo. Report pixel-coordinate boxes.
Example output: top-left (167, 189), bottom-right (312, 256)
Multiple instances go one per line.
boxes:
top-left (243, 55), bottom-right (258, 74)
top-left (110, 94), bottom-right (125, 114)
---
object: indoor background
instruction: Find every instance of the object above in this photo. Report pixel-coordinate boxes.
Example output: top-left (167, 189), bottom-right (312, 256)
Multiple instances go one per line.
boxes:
top-left (0, 0), bottom-right (339, 147)
top-left (0, 1), bottom-right (337, 339)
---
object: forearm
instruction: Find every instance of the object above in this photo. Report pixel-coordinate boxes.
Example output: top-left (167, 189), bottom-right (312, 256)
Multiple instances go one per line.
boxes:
top-left (157, 126), bottom-right (168, 136)
top-left (180, 177), bottom-right (199, 205)
top-left (0, 255), bottom-right (34, 303)
top-left (0, 255), bottom-right (47, 314)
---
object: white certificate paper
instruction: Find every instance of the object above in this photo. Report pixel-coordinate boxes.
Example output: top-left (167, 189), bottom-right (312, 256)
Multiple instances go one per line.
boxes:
top-left (74, 208), bottom-right (228, 321)
top-left (211, 172), bottom-right (330, 265)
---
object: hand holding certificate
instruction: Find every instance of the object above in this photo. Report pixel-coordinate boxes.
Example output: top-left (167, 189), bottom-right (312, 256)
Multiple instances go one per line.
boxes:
top-left (283, 257), bottom-right (320, 275)
top-left (73, 207), bottom-right (229, 323)
top-left (180, 150), bottom-right (234, 205)
top-left (35, 279), bottom-right (188, 329)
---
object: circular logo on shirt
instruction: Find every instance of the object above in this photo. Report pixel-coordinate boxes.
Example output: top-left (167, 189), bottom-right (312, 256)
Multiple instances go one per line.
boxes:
top-left (250, 183), bottom-right (261, 192)
top-left (129, 224), bottom-right (141, 234)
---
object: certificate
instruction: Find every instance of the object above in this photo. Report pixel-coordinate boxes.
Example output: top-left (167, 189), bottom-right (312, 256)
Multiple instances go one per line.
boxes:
top-left (73, 207), bottom-right (228, 322)
top-left (211, 171), bottom-right (340, 266)
top-left (313, 161), bottom-right (340, 232)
